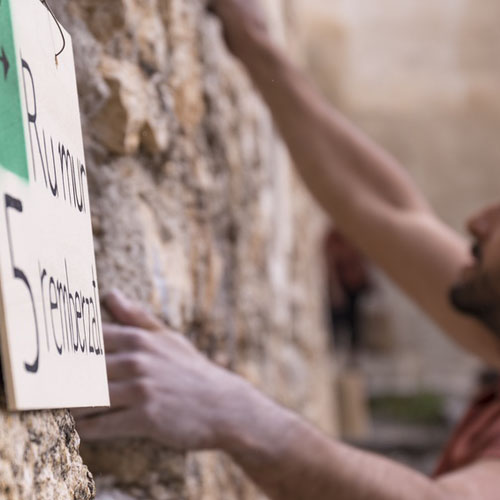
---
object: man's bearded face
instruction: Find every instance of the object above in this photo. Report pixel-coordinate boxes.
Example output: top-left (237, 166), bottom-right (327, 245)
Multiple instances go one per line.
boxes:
top-left (450, 204), bottom-right (500, 336)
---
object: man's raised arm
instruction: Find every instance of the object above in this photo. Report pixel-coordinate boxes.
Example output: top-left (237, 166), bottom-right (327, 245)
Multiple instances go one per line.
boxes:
top-left (210, 0), bottom-right (500, 367)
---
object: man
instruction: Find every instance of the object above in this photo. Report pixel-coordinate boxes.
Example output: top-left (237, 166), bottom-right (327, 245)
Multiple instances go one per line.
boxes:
top-left (76, 1), bottom-right (500, 498)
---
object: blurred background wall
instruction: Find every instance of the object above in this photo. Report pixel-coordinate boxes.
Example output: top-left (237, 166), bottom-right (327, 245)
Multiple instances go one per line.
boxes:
top-left (296, 0), bottom-right (500, 472)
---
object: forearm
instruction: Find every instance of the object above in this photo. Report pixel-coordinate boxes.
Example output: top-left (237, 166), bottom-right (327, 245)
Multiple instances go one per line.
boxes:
top-left (234, 31), bottom-right (430, 227)
top-left (217, 382), bottom-right (447, 500)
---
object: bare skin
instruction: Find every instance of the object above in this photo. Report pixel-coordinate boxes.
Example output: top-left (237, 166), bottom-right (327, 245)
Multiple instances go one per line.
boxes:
top-left (77, 1), bottom-right (500, 499)
top-left (77, 290), bottom-right (500, 500)
top-left (451, 205), bottom-right (500, 334)
top-left (207, 0), bottom-right (500, 369)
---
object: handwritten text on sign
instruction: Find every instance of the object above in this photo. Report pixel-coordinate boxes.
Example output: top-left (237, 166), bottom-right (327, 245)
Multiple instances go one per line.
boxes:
top-left (0, 0), bottom-right (109, 410)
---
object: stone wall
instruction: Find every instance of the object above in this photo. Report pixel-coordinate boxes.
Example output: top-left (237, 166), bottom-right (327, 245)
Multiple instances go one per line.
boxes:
top-left (0, 0), bottom-right (335, 498)
top-left (0, 400), bottom-right (95, 499)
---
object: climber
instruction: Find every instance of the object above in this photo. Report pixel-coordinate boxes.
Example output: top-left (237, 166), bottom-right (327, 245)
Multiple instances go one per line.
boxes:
top-left (75, 1), bottom-right (500, 498)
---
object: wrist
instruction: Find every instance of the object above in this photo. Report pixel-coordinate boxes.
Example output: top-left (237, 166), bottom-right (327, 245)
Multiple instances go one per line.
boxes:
top-left (210, 375), bottom-right (255, 451)
top-left (212, 376), bottom-right (299, 464)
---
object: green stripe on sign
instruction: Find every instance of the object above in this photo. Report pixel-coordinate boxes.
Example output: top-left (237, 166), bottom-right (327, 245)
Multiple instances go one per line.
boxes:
top-left (0, 0), bottom-right (29, 181)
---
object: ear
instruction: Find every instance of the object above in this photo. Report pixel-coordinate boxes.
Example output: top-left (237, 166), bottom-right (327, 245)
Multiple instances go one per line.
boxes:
top-left (467, 204), bottom-right (500, 240)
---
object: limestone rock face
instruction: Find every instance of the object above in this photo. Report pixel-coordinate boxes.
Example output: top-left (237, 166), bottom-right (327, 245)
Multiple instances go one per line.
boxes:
top-left (0, 0), bottom-right (334, 499)
top-left (70, 0), bottom-right (334, 498)
top-left (0, 399), bottom-right (95, 499)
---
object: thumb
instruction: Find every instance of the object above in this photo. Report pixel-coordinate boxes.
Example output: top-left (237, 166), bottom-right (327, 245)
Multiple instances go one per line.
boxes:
top-left (103, 289), bottom-right (164, 332)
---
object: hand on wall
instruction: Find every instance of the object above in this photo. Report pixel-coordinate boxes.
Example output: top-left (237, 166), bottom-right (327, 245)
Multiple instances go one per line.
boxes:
top-left (74, 290), bottom-right (247, 451)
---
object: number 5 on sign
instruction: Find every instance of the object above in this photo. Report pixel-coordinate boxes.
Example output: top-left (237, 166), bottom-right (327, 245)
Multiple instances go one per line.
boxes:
top-left (0, 0), bottom-right (109, 410)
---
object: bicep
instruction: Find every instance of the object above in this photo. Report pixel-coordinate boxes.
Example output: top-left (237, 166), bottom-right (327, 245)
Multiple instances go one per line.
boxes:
top-left (348, 206), bottom-right (500, 368)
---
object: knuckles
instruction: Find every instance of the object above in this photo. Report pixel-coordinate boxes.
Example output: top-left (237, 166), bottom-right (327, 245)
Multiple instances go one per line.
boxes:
top-left (126, 329), bottom-right (153, 352)
top-left (121, 304), bottom-right (147, 323)
top-left (122, 353), bottom-right (150, 377)
top-left (166, 331), bottom-right (196, 353)
top-left (130, 378), bottom-right (155, 402)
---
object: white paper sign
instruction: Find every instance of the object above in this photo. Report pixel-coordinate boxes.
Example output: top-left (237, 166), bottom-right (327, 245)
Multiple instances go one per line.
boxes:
top-left (0, 0), bottom-right (109, 410)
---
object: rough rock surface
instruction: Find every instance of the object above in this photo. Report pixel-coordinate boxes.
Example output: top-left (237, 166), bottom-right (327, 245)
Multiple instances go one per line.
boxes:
top-left (0, 394), bottom-right (95, 499)
top-left (0, 0), bottom-right (334, 499)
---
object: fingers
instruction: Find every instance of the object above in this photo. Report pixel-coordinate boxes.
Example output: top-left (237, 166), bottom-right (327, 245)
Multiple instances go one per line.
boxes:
top-left (106, 352), bottom-right (150, 381)
top-left (74, 379), bottom-right (151, 412)
top-left (110, 379), bottom-right (150, 407)
top-left (104, 289), bottom-right (164, 332)
top-left (76, 408), bottom-right (145, 442)
top-left (73, 376), bottom-right (154, 438)
top-left (103, 322), bottom-right (191, 358)
top-left (103, 323), bottom-right (153, 353)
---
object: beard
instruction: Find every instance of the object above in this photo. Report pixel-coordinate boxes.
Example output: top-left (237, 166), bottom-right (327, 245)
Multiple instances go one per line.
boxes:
top-left (449, 270), bottom-right (500, 338)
